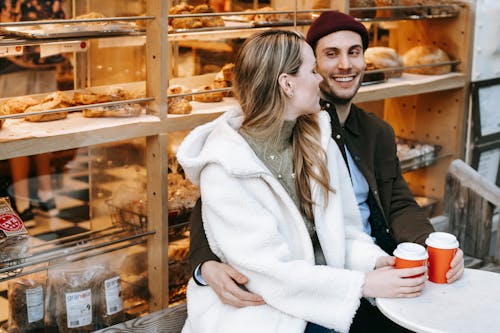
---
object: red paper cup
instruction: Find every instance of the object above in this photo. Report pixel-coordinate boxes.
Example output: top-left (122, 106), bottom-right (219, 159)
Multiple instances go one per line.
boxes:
top-left (393, 242), bottom-right (428, 277)
top-left (425, 232), bottom-right (459, 284)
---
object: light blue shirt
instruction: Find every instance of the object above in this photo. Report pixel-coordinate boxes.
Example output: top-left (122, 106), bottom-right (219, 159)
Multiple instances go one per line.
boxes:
top-left (345, 146), bottom-right (372, 236)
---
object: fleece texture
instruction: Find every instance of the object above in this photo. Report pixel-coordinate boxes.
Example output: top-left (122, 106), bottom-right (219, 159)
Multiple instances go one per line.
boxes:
top-left (177, 109), bottom-right (387, 333)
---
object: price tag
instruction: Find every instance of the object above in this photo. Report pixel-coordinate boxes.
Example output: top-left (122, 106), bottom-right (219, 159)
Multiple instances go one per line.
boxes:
top-left (40, 41), bottom-right (88, 58)
top-left (0, 45), bottom-right (23, 58)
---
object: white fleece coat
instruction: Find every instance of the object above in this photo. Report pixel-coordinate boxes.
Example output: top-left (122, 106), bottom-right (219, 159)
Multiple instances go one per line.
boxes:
top-left (177, 109), bottom-right (387, 333)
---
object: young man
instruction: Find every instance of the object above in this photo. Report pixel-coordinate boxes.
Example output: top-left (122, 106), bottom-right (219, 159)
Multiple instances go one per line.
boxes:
top-left (188, 11), bottom-right (464, 332)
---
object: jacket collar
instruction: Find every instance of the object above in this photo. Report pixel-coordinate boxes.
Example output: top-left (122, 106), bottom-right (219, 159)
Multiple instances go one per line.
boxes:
top-left (320, 99), bottom-right (361, 137)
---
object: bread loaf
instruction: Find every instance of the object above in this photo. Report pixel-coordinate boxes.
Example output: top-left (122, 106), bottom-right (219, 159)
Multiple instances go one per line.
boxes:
top-left (402, 45), bottom-right (451, 75)
top-left (364, 47), bottom-right (403, 78)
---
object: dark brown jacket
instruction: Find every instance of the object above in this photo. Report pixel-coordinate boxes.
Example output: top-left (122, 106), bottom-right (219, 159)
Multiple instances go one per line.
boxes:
top-left (188, 103), bottom-right (434, 268)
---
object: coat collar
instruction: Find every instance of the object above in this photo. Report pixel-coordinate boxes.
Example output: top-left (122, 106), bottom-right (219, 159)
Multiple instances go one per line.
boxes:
top-left (177, 107), bottom-right (333, 186)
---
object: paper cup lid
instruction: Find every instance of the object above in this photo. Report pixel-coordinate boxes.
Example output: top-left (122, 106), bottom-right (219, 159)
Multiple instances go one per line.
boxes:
top-left (393, 242), bottom-right (428, 260)
top-left (425, 232), bottom-right (459, 249)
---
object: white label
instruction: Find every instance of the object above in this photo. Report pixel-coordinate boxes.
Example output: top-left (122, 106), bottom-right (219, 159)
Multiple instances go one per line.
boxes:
top-left (104, 276), bottom-right (123, 315)
top-left (26, 286), bottom-right (44, 323)
top-left (40, 41), bottom-right (88, 58)
top-left (65, 289), bottom-right (92, 328)
top-left (0, 45), bottom-right (23, 57)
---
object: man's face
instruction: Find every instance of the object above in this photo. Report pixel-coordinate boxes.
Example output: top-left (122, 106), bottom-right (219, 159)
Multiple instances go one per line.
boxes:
top-left (315, 30), bottom-right (366, 105)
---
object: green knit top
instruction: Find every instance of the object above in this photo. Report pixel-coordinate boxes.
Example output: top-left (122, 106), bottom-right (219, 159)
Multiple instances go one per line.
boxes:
top-left (239, 121), bottom-right (326, 265)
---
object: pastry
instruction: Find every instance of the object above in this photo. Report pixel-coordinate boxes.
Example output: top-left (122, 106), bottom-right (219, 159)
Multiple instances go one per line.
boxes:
top-left (24, 91), bottom-right (71, 122)
top-left (364, 47), bottom-right (404, 78)
top-left (0, 96), bottom-right (38, 114)
top-left (402, 45), bottom-right (451, 75)
top-left (221, 63), bottom-right (235, 82)
top-left (73, 91), bottom-right (114, 105)
top-left (168, 98), bottom-right (192, 115)
top-left (193, 85), bottom-right (224, 103)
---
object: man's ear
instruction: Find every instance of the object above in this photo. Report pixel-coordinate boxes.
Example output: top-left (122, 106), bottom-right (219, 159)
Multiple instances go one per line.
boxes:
top-left (278, 73), bottom-right (293, 96)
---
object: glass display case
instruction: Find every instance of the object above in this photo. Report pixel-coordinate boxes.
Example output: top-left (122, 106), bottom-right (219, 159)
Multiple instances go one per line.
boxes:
top-left (0, 0), bottom-right (472, 331)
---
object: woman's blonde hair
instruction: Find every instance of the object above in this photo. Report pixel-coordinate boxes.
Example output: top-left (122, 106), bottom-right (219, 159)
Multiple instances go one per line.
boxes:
top-left (233, 30), bottom-right (332, 220)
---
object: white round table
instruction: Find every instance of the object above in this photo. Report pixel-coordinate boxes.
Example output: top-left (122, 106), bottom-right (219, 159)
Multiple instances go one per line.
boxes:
top-left (376, 268), bottom-right (500, 333)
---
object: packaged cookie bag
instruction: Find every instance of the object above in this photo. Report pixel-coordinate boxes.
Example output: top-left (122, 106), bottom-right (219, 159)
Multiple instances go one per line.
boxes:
top-left (0, 197), bottom-right (30, 277)
top-left (7, 273), bottom-right (46, 333)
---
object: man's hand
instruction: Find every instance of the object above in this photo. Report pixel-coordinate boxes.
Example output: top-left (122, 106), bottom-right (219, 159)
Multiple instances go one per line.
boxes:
top-left (446, 248), bottom-right (464, 283)
top-left (201, 261), bottom-right (266, 307)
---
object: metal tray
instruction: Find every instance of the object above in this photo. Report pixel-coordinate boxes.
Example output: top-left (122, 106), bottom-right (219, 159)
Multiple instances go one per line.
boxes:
top-left (0, 23), bottom-right (137, 39)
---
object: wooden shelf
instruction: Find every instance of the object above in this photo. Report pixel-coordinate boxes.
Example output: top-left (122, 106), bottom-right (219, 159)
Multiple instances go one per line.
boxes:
top-left (354, 72), bottom-right (466, 103)
top-left (0, 113), bottom-right (164, 159)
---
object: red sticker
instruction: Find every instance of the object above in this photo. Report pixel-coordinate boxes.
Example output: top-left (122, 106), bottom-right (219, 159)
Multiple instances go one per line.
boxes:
top-left (0, 213), bottom-right (23, 232)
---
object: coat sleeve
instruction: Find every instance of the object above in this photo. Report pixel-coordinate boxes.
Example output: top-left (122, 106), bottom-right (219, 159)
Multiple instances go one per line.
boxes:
top-left (375, 124), bottom-right (434, 246)
top-left (188, 198), bottom-right (221, 270)
top-left (200, 163), bottom-right (365, 332)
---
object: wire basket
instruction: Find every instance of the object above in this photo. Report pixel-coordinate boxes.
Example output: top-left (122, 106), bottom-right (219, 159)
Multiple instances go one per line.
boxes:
top-left (396, 138), bottom-right (441, 172)
top-left (107, 200), bottom-right (147, 231)
top-left (107, 200), bottom-right (192, 239)
top-left (0, 258), bottom-right (25, 279)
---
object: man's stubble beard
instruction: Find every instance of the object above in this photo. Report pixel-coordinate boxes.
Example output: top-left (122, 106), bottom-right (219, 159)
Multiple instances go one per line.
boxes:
top-left (319, 80), bottom-right (362, 106)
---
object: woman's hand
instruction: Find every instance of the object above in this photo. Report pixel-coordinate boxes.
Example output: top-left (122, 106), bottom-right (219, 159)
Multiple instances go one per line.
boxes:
top-left (362, 265), bottom-right (427, 298)
top-left (201, 261), bottom-right (266, 307)
top-left (374, 255), bottom-right (396, 269)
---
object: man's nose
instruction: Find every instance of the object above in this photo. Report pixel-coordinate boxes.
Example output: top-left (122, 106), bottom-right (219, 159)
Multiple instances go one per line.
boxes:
top-left (337, 53), bottom-right (352, 70)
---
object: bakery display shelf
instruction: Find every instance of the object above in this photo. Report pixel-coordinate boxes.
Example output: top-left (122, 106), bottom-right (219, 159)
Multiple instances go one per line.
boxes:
top-left (349, 3), bottom-right (460, 21)
top-left (169, 25), bottom-right (276, 42)
top-left (0, 97), bottom-right (154, 121)
top-left (0, 16), bottom-right (151, 40)
top-left (0, 31), bottom-right (145, 46)
top-left (0, 226), bottom-right (155, 283)
top-left (365, 60), bottom-right (460, 76)
top-left (397, 137), bottom-right (441, 173)
top-left (401, 150), bottom-right (452, 174)
top-left (0, 113), bottom-right (165, 160)
top-left (354, 72), bottom-right (466, 103)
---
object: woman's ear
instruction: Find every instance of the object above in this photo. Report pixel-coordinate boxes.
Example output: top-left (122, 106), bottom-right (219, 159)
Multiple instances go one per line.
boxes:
top-left (278, 73), bottom-right (294, 97)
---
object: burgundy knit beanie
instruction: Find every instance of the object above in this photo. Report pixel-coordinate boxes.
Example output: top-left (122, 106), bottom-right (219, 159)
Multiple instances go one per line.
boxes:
top-left (306, 11), bottom-right (369, 51)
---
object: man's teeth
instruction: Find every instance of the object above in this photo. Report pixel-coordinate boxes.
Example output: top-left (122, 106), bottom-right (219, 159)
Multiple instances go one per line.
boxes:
top-left (334, 76), bottom-right (354, 82)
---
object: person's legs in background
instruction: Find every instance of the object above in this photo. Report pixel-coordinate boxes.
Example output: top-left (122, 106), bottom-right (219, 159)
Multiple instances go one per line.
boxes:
top-left (8, 156), bottom-right (34, 224)
top-left (9, 153), bottom-right (58, 226)
top-left (32, 152), bottom-right (58, 216)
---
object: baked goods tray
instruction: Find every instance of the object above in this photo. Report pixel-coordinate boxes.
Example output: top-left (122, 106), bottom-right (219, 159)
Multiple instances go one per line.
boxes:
top-left (396, 137), bottom-right (442, 172)
top-left (351, 4), bottom-right (460, 21)
top-left (0, 23), bottom-right (139, 39)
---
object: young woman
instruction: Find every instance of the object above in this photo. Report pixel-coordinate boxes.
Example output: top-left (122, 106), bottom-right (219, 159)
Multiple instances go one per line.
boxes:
top-left (177, 30), bottom-right (426, 333)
